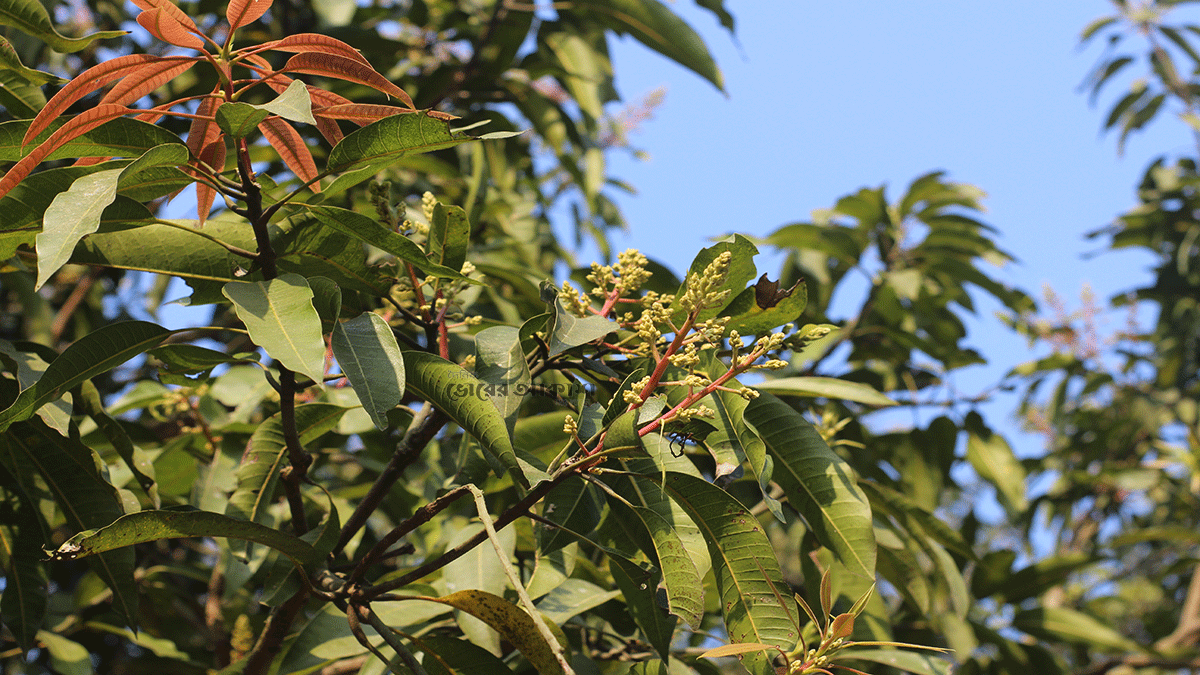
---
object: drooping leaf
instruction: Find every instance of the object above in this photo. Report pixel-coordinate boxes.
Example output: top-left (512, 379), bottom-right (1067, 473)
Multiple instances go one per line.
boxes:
top-left (613, 497), bottom-right (704, 628)
top-left (964, 411), bottom-right (1027, 512)
top-left (608, 557), bottom-right (677, 661)
top-left (0, 321), bottom-right (172, 432)
top-left (743, 393), bottom-right (876, 579)
top-left (429, 202), bottom-right (470, 274)
top-left (659, 472), bottom-right (798, 675)
top-left (753, 376), bottom-right (895, 407)
top-left (224, 403), bottom-right (347, 537)
top-left (331, 312), bottom-right (405, 431)
top-left (474, 326), bottom-right (531, 438)
top-left (0, 35), bottom-right (63, 85)
top-left (537, 476), bottom-right (602, 555)
top-left (222, 274), bottom-right (326, 384)
top-left (1013, 607), bottom-right (1143, 653)
top-left (546, 294), bottom-right (616, 358)
top-left (705, 366), bottom-right (780, 521)
top-left (837, 648), bottom-right (953, 675)
top-left (258, 116), bottom-right (320, 190)
top-left (401, 350), bottom-right (527, 488)
top-left (0, 486), bottom-right (48, 651)
top-left (47, 508), bottom-right (323, 573)
top-left (36, 144), bottom-right (187, 289)
top-left (407, 590), bottom-right (564, 675)
top-left (2, 420), bottom-right (138, 630)
top-left (0, 0), bottom-right (126, 53)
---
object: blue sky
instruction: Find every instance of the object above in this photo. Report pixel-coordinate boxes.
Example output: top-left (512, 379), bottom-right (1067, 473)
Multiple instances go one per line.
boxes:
top-left (593, 2), bottom-right (1195, 466)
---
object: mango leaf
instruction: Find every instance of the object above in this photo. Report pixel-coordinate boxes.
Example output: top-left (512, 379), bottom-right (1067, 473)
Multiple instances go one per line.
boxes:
top-left (443, 522), bottom-right (515, 655)
top-left (36, 144), bottom-right (187, 289)
top-left (259, 116), bottom-right (320, 190)
top-left (331, 312), bottom-right (405, 431)
top-left (743, 393), bottom-right (876, 579)
top-left (215, 102), bottom-right (270, 139)
top-left (608, 557), bottom-right (677, 661)
top-left (301, 205), bottom-right (469, 280)
top-left (226, 0), bottom-right (272, 30)
top-left (673, 234), bottom-right (759, 324)
top-left (224, 404), bottom-right (347, 545)
top-left (429, 202), bottom-right (469, 274)
top-left (0, 487), bottom-right (48, 651)
top-left (322, 112), bottom-right (519, 196)
top-left (659, 472), bottom-right (798, 675)
top-left (223, 274), bottom-right (326, 384)
top-left (0, 35), bottom-right (62, 85)
top-left (474, 326), bottom-right (530, 439)
top-left (615, 497), bottom-right (704, 628)
top-left (0, 0), bottom-right (126, 53)
top-left (2, 420), bottom-right (137, 630)
top-left (576, 0), bottom-right (723, 90)
top-left (35, 631), bottom-right (93, 675)
top-left (402, 350), bottom-right (526, 488)
top-left (720, 274), bottom-right (807, 336)
top-left (535, 578), bottom-right (620, 624)
top-left (72, 219), bottom-right (253, 284)
top-left (964, 411), bottom-right (1027, 512)
top-left (837, 648), bottom-right (952, 675)
top-left (407, 590), bottom-right (564, 675)
top-left (753, 376), bottom-right (895, 407)
top-left (706, 368), bottom-right (781, 522)
top-left (0, 321), bottom-right (172, 432)
top-left (47, 508), bottom-right (323, 573)
top-left (546, 294), bottom-right (616, 358)
top-left (537, 476), bottom-right (601, 555)
top-left (1013, 607), bottom-right (1143, 653)
top-left (415, 635), bottom-right (514, 675)
top-left (0, 67), bottom-right (45, 118)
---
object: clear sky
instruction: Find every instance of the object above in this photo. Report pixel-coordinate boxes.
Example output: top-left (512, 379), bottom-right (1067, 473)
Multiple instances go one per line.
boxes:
top-left (593, 2), bottom-right (1196, 467)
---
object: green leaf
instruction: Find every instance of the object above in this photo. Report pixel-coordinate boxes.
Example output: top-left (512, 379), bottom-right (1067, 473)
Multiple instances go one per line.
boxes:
top-left (608, 557), bottom-right (677, 661)
top-left (0, 487), bottom-right (48, 651)
top-left (1013, 607), bottom-right (1143, 653)
top-left (719, 275), bottom-right (807, 336)
top-left (323, 112), bottom-right (514, 196)
top-left (148, 344), bottom-right (254, 376)
top-left (0, 321), bottom-right (172, 433)
top-left (415, 635), bottom-right (515, 675)
top-left (409, 590), bottom-right (565, 675)
top-left (215, 102), bottom-right (271, 139)
top-left (743, 393), bottom-right (876, 579)
top-left (546, 294), bottom-right (616, 358)
top-left (706, 367), bottom-right (781, 522)
top-left (402, 350), bottom-right (527, 488)
top-left (616, 497), bottom-right (704, 628)
top-left (538, 476), bottom-right (602, 555)
top-left (0, 0), bottom-right (126, 53)
top-left (659, 472), bottom-right (798, 675)
top-left (964, 411), bottom-right (1027, 512)
top-left (0, 117), bottom-right (184, 162)
top-left (47, 508), bottom-right (323, 573)
top-left (224, 403), bottom-right (347, 539)
top-left (301, 205), bottom-right (469, 280)
top-left (35, 145), bottom-right (187, 290)
top-left (0, 35), bottom-right (63, 85)
top-left (535, 578), bottom-right (620, 624)
top-left (331, 312), bottom-right (405, 431)
top-left (253, 79), bottom-right (316, 126)
top-left (223, 274), bottom-right (326, 384)
top-left (754, 377), bottom-right (895, 407)
top-left (2, 420), bottom-right (138, 630)
top-left (837, 648), bottom-right (952, 675)
top-left (429, 202), bottom-right (470, 274)
top-left (0, 67), bottom-right (45, 117)
top-left (70, 219), bottom-right (254, 284)
top-left (443, 522), bottom-right (515, 654)
top-left (36, 631), bottom-right (93, 675)
top-left (474, 326), bottom-right (531, 439)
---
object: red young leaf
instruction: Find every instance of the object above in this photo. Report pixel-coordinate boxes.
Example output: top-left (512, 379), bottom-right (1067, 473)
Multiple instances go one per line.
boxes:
top-left (256, 34), bottom-right (371, 66)
top-left (99, 56), bottom-right (198, 106)
top-left (251, 65), bottom-right (346, 144)
top-left (0, 105), bottom-right (131, 202)
top-left (258, 117), bottom-right (320, 192)
top-left (312, 103), bottom-right (424, 124)
top-left (281, 53), bottom-right (414, 109)
top-left (313, 112), bottom-right (343, 146)
top-left (194, 139), bottom-right (226, 227)
top-left (186, 93), bottom-right (223, 159)
top-left (226, 0), bottom-right (273, 32)
top-left (136, 8), bottom-right (205, 49)
top-left (24, 55), bottom-right (165, 146)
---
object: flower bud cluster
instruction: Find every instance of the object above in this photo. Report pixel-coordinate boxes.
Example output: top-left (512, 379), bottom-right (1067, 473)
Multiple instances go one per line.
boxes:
top-left (679, 251), bottom-right (733, 314)
top-left (559, 281), bottom-right (591, 318)
top-left (587, 248), bottom-right (652, 299)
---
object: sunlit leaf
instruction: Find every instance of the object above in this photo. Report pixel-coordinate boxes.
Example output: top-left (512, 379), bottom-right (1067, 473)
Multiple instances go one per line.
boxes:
top-left (754, 376), bottom-right (895, 407)
top-left (223, 274), bottom-right (326, 384)
top-left (0, 0), bottom-right (125, 53)
top-left (331, 312), bottom-right (405, 431)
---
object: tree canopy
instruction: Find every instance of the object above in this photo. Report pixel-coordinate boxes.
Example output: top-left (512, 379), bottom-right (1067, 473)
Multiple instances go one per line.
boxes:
top-left (0, 2), bottom-right (1197, 675)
